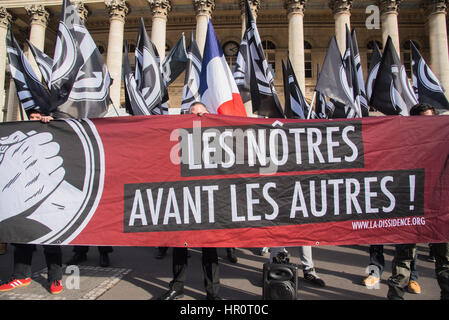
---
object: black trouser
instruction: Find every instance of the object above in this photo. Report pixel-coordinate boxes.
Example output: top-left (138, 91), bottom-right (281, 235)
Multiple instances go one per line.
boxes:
top-left (368, 245), bottom-right (385, 276)
top-left (170, 247), bottom-right (220, 297)
top-left (12, 244), bottom-right (62, 282)
top-left (73, 246), bottom-right (113, 254)
top-left (431, 242), bottom-right (449, 300)
top-left (368, 244), bottom-right (418, 280)
top-left (387, 243), bottom-right (416, 300)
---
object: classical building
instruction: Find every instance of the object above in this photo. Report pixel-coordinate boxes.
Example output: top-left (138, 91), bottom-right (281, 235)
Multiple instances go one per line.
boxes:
top-left (1, 0), bottom-right (448, 121)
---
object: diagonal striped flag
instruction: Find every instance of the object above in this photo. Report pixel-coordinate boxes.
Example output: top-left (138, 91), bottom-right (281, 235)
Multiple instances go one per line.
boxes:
top-left (282, 57), bottom-right (313, 119)
top-left (180, 31), bottom-right (202, 113)
top-left (135, 18), bottom-right (167, 115)
top-left (6, 27), bottom-right (51, 115)
top-left (123, 41), bottom-right (151, 116)
top-left (233, 0), bottom-right (284, 118)
top-left (51, 0), bottom-right (111, 119)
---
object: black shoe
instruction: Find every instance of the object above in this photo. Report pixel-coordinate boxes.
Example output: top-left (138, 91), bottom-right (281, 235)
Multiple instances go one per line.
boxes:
top-left (206, 294), bottom-right (223, 300)
top-left (159, 289), bottom-right (184, 300)
top-left (226, 248), bottom-right (238, 263)
top-left (304, 272), bottom-right (326, 287)
top-left (99, 253), bottom-right (110, 267)
top-left (65, 253), bottom-right (87, 265)
top-left (427, 255), bottom-right (436, 263)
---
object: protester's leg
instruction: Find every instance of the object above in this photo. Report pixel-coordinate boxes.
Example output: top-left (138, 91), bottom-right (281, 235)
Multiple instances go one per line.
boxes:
top-left (410, 249), bottom-right (419, 282)
top-left (43, 245), bottom-right (63, 282)
top-left (98, 246), bottom-right (113, 267)
top-left (300, 246), bottom-right (325, 287)
top-left (432, 242), bottom-right (449, 300)
top-left (226, 248), bottom-right (237, 263)
top-left (156, 247), bottom-right (168, 259)
top-left (387, 244), bottom-right (416, 300)
top-left (299, 246), bottom-right (314, 272)
top-left (12, 244), bottom-right (35, 279)
top-left (170, 247), bottom-right (188, 292)
top-left (202, 247), bottom-right (220, 298)
top-left (368, 245), bottom-right (384, 277)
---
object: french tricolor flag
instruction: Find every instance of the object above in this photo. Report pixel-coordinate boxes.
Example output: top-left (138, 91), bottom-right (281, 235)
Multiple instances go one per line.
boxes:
top-left (199, 21), bottom-right (247, 116)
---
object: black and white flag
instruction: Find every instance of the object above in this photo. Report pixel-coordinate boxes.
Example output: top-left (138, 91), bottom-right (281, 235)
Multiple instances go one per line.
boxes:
top-left (233, 0), bottom-right (284, 118)
top-left (162, 33), bottom-right (188, 86)
top-left (410, 40), bottom-right (449, 111)
top-left (51, 0), bottom-right (111, 119)
top-left (331, 27), bottom-right (368, 118)
top-left (26, 40), bottom-right (53, 89)
top-left (6, 27), bottom-right (51, 115)
top-left (342, 25), bottom-right (360, 118)
top-left (314, 64), bottom-right (331, 119)
top-left (180, 32), bottom-right (202, 113)
top-left (315, 36), bottom-right (360, 117)
top-left (370, 36), bottom-right (418, 116)
top-left (315, 91), bottom-right (331, 119)
top-left (135, 18), bottom-right (167, 115)
top-left (282, 58), bottom-right (312, 119)
top-left (233, 29), bottom-right (251, 105)
top-left (123, 41), bottom-right (151, 116)
top-left (351, 29), bottom-right (369, 116)
top-left (365, 41), bottom-right (382, 103)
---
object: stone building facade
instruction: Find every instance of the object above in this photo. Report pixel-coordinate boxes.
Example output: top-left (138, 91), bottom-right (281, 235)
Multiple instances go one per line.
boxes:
top-left (0, 0), bottom-right (448, 120)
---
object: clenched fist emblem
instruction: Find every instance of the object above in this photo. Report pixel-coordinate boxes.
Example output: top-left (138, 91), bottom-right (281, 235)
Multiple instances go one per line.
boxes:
top-left (0, 119), bottom-right (104, 244)
top-left (0, 130), bottom-right (65, 222)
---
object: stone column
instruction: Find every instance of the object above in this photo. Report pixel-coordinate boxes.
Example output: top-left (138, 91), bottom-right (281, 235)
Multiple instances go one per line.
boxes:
top-left (193, 0), bottom-right (215, 56)
top-left (148, 0), bottom-right (171, 60)
top-left (0, 7), bottom-right (12, 122)
top-left (378, 0), bottom-right (401, 54)
top-left (239, 0), bottom-right (260, 39)
top-left (424, 0), bottom-right (449, 97)
top-left (25, 4), bottom-right (49, 51)
top-left (105, 0), bottom-right (128, 108)
top-left (329, 0), bottom-right (352, 56)
top-left (6, 76), bottom-right (19, 122)
top-left (25, 4), bottom-right (50, 79)
top-left (286, 0), bottom-right (307, 94)
top-left (73, 0), bottom-right (89, 24)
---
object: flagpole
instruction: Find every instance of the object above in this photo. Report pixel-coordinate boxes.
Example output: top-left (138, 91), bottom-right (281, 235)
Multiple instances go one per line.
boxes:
top-left (110, 103), bottom-right (120, 116)
top-left (307, 91), bottom-right (317, 119)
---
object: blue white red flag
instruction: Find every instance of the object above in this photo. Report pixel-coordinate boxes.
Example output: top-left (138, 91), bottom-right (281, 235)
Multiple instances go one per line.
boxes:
top-left (199, 20), bottom-right (246, 116)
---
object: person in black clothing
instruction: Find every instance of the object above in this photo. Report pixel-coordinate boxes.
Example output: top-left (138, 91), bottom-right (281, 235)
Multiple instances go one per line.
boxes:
top-left (158, 102), bottom-right (221, 300)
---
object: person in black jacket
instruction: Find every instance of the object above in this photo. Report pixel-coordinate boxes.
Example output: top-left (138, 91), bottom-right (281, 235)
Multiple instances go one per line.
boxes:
top-left (158, 102), bottom-right (221, 300)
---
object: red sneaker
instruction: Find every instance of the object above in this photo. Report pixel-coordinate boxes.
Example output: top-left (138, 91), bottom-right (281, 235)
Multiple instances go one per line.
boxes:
top-left (50, 280), bottom-right (63, 294)
top-left (0, 278), bottom-right (31, 291)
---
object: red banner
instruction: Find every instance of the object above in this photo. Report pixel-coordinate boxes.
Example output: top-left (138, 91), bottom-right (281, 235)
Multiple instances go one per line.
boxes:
top-left (0, 114), bottom-right (448, 247)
